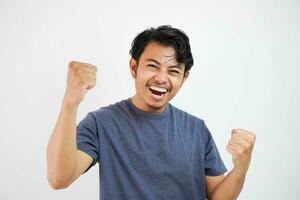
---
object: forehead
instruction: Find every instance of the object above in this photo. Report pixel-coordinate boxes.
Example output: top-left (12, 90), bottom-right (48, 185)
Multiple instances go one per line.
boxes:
top-left (140, 42), bottom-right (177, 64)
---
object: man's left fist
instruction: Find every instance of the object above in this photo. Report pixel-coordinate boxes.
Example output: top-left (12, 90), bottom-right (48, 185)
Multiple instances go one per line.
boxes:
top-left (226, 129), bottom-right (256, 172)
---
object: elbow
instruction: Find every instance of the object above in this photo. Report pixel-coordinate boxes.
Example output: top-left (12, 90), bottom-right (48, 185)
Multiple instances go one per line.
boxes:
top-left (47, 172), bottom-right (71, 190)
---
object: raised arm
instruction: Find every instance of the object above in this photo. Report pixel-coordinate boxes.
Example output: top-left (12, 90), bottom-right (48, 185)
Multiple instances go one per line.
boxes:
top-left (47, 61), bottom-right (97, 189)
top-left (206, 129), bottom-right (256, 200)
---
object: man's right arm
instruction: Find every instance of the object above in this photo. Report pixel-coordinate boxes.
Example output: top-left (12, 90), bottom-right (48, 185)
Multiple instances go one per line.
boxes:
top-left (47, 61), bottom-right (97, 189)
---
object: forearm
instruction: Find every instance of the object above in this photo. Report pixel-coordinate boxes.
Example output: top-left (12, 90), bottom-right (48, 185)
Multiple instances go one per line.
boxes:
top-left (211, 167), bottom-right (247, 200)
top-left (47, 98), bottom-right (79, 187)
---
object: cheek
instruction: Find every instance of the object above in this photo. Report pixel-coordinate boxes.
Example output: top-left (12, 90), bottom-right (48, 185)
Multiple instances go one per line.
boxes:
top-left (136, 73), bottom-right (149, 90)
top-left (137, 70), bottom-right (153, 83)
top-left (169, 77), bottom-right (183, 90)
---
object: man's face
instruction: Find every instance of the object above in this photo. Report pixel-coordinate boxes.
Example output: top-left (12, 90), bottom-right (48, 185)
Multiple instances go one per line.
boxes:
top-left (130, 42), bottom-right (189, 113)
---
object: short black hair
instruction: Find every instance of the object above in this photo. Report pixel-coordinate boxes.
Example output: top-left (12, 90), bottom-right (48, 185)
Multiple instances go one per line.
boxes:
top-left (129, 25), bottom-right (194, 72)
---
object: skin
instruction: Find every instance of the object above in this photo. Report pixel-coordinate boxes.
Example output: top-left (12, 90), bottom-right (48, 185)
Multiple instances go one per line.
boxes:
top-left (47, 42), bottom-right (256, 200)
top-left (129, 42), bottom-right (189, 113)
top-left (47, 61), bottom-right (96, 189)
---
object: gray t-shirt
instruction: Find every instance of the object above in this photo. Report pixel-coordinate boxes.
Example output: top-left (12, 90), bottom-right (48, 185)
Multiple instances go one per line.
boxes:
top-left (76, 98), bottom-right (227, 200)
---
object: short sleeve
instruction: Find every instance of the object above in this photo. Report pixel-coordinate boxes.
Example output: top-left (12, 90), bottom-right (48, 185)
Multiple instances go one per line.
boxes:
top-left (76, 112), bottom-right (100, 172)
top-left (203, 123), bottom-right (227, 176)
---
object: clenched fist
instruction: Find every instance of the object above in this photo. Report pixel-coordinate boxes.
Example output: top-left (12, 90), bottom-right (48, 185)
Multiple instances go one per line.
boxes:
top-left (226, 129), bottom-right (256, 173)
top-left (63, 61), bottom-right (97, 105)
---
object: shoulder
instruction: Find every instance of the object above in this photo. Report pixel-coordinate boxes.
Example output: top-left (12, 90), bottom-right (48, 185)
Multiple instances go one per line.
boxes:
top-left (169, 104), bottom-right (210, 144)
top-left (88, 99), bottom-right (131, 122)
top-left (169, 104), bottom-right (205, 127)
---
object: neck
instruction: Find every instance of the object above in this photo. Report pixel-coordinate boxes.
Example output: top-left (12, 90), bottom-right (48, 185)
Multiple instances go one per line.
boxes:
top-left (130, 95), bottom-right (167, 114)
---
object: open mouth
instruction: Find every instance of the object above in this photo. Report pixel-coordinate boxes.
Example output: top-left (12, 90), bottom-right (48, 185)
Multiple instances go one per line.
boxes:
top-left (148, 85), bottom-right (168, 97)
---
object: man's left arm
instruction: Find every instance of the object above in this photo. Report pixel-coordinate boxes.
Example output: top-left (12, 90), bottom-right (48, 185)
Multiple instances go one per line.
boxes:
top-left (205, 129), bottom-right (256, 200)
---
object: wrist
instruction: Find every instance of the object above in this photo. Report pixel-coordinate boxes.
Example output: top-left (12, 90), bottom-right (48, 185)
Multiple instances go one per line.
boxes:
top-left (62, 92), bottom-right (81, 105)
top-left (62, 97), bottom-right (80, 110)
top-left (232, 165), bottom-right (249, 175)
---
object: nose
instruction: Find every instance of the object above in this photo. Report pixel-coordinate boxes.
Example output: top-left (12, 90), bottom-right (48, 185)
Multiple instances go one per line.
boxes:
top-left (154, 70), bottom-right (168, 84)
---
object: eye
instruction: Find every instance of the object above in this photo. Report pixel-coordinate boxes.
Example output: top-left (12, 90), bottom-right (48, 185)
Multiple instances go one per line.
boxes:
top-left (170, 70), bottom-right (180, 75)
top-left (147, 64), bottom-right (157, 68)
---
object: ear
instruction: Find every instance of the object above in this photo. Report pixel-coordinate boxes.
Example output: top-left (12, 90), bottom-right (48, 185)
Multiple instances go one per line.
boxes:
top-left (183, 71), bottom-right (189, 82)
top-left (129, 58), bottom-right (138, 78)
top-left (180, 71), bottom-right (189, 87)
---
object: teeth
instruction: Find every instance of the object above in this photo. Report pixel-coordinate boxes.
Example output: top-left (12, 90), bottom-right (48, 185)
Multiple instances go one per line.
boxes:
top-left (149, 85), bottom-right (167, 93)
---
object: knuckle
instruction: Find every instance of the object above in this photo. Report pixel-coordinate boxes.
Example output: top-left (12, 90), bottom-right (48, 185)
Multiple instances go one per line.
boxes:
top-left (89, 78), bottom-right (96, 84)
top-left (69, 60), bottom-right (78, 68)
top-left (248, 134), bottom-right (256, 143)
top-left (91, 65), bottom-right (97, 71)
top-left (91, 71), bottom-right (97, 77)
top-left (245, 142), bottom-right (251, 148)
top-left (69, 60), bottom-right (75, 66)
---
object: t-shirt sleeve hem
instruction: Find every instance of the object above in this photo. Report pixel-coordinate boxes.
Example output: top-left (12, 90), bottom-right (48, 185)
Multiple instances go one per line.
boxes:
top-left (205, 168), bottom-right (228, 176)
top-left (77, 144), bottom-right (99, 173)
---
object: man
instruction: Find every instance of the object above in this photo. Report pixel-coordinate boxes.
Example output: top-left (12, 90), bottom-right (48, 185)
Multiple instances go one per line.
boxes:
top-left (47, 25), bottom-right (256, 200)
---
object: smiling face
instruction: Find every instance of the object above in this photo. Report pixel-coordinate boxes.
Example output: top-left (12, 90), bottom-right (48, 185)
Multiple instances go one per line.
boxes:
top-left (130, 42), bottom-right (189, 113)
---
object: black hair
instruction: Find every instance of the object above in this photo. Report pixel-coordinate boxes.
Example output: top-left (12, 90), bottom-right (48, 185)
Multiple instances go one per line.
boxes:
top-left (129, 25), bottom-right (194, 72)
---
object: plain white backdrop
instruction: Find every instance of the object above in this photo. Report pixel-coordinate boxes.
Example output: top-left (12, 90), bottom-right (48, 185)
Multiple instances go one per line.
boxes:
top-left (0, 0), bottom-right (299, 199)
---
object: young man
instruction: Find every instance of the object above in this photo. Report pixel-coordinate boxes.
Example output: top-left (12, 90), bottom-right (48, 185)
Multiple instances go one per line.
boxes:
top-left (47, 25), bottom-right (256, 200)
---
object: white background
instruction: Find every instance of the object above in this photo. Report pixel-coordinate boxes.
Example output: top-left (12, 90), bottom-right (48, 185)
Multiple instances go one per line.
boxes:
top-left (0, 0), bottom-right (299, 199)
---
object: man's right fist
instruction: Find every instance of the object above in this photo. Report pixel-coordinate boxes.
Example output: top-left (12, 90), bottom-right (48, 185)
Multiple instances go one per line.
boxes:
top-left (63, 61), bottom-right (97, 105)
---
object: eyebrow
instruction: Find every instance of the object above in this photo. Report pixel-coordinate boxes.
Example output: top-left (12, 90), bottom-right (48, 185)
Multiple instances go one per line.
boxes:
top-left (146, 58), bottom-right (183, 70)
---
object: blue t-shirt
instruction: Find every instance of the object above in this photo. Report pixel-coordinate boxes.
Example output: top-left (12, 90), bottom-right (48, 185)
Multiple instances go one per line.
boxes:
top-left (76, 98), bottom-right (227, 200)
